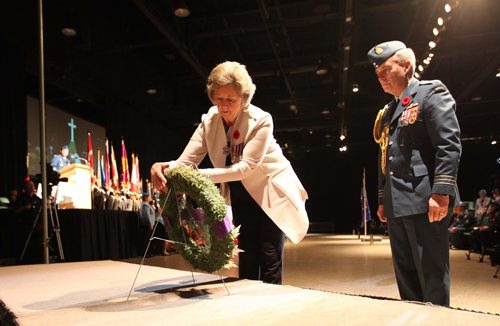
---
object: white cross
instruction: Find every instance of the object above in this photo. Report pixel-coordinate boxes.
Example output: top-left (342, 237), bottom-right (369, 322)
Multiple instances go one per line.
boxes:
top-left (68, 118), bottom-right (77, 142)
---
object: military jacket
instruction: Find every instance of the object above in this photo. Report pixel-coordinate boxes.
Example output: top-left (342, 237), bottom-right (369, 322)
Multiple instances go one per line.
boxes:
top-left (377, 79), bottom-right (461, 218)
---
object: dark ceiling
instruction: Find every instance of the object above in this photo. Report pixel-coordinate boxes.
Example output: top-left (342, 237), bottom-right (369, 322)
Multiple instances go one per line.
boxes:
top-left (2, 0), bottom-right (500, 160)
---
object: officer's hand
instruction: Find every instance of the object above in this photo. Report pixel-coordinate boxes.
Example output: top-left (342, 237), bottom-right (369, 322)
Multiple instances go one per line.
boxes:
top-left (150, 162), bottom-right (169, 193)
top-left (428, 194), bottom-right (449, 223)
top-left (377, 204), bottom-right (387, 223)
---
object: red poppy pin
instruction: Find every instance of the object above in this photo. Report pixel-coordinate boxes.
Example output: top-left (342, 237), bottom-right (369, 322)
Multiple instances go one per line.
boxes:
top-left (233, 130), bottom-right (240, 140)
top-left (401, 96), bottom-right (411, 106)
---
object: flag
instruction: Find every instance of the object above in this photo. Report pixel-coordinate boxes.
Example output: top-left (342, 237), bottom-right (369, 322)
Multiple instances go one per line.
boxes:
top-left (361, 169), bottom-right (371, 224)
top-left (96, 149), bottom-right (102, 187)
top-left (87, 131), bottom-right (94, 172)
top-left (121, 138), bottom-right (130, 190)
top-left (105, 138), bottom-right (111, 188)
top-left (100, 154), bottom-right (106, 188)
top-left (110, 142), bottom-right (119, 190)
top-left (130, 153), bottom-right (139, 193)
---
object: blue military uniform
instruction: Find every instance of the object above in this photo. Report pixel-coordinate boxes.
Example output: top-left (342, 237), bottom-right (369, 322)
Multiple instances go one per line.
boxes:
top-left (50, 154), bottom-right (70, 172)
top-left (370, 41), bottom-right (461, 306)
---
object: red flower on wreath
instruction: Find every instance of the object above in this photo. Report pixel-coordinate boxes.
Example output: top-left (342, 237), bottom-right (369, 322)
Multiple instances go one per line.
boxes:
top-left (233, 130), bottom-right (240, 140)
top-left (401, 96), bottom-right (411, 106)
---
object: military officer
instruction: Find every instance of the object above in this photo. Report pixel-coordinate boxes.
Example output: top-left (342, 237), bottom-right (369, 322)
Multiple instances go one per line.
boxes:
top-left (369, 41), bottom-right (461, 306)
top-left (50, 145), bottom-right (70, 172)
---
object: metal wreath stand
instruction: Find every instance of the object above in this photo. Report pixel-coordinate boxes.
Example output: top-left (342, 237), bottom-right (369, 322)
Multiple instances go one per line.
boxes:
top-left (127, 187), bottom-right (231, 301)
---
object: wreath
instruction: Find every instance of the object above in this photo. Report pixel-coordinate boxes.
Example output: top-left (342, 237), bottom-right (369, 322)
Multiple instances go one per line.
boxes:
top-left (159, 166), bottom-right (238, 273)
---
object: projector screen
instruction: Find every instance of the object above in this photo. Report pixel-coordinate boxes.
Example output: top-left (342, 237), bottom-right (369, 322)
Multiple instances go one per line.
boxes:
top-left (27, 96), bottom-right (106, 176)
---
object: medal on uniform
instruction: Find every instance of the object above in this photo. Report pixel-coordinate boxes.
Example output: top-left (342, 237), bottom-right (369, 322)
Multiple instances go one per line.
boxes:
top-left (400, 100), bottom-right (419, 127)
top-left (230, 143), bottom-right (244, 164)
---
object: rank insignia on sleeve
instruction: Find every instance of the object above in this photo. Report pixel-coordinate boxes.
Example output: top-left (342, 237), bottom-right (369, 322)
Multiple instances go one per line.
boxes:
top-left (400, 102), bottom-right (419, 126)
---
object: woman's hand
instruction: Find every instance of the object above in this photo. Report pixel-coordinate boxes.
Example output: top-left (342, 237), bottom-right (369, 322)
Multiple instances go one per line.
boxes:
top-left (151, 163), bottom-right (169, 193)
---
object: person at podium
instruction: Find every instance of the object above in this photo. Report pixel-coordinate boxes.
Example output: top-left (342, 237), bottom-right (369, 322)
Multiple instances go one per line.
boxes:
top-left (50, 145), bottom-right (70, 172)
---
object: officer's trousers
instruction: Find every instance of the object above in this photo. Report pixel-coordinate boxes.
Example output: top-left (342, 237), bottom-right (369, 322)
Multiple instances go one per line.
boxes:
top-left (387, 212), bottom-right (451, 306)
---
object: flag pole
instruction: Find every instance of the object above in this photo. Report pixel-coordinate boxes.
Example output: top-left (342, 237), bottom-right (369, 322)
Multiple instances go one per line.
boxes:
top-left (363, 168), bottom-right (367, 237)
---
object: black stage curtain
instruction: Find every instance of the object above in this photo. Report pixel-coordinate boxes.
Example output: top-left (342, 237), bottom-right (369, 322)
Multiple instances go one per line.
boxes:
top-left (0, 209), bottom-right (141, 262)
top-left (0, 40), bottom-right (28, 197)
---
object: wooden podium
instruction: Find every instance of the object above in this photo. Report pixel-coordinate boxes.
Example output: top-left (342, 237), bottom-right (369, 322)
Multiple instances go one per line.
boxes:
top-left (56, 163), bottom-right (92, 209)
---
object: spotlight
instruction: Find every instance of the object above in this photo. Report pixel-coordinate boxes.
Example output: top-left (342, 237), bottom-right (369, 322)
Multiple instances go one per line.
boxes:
top-left (496, 69), bottom-right (500, 78)
top-left (146, 88), bottom-right (158, 95)
top-left (437, 17), bottom-right (444, 26)
top-left (418, 65), bottom-right (424, 72)
top-left (174, 0), bottom-right (191, 18)
top-left (492, 140), bottom-right (497, 145)
top-left (339, 134), bottom-right (346, 141)
top-left (433, 27), bottom-right (439, 36)
top-left (61, 27), bottom-right (77, 37)
top-left (414, 72), bottom-right (421, 79)
top-left (309, 130), bottom-right (313, 135)
top-left (352, 84), bottom-right (359, 93)
top-left (315, 61), bottom-right (329, 76)
top-left (428, 53), bottom-right (434, 58)
top-left (445, 3), bottom-right (451, 13)
top-left (429, 41), bottom-right (437, 49)
top-left (423, 58), bottom-right (430, 65)
top-left (289, 104), bottom-right (298, 112)
top-left (321, 109), bottom-right (331, 115)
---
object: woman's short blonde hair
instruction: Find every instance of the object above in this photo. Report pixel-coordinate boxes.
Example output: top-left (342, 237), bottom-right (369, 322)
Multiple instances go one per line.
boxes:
top-left (206, 61), bottom-right (256, 108)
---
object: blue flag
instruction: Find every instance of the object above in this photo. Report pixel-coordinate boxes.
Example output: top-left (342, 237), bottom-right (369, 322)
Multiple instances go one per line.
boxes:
top-left (361, 169), bottom-right (371, 224)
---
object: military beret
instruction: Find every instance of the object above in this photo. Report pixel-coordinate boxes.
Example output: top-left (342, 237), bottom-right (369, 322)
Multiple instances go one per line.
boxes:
top-left (367, 41), bottom-right (407, 68)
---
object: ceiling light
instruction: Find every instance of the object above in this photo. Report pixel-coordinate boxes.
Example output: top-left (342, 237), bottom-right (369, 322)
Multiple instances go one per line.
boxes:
top-left (428, 53), bottom-right (434, 58)
top-left (339, 134), bottom-right (346, 141)
top-left (325, 134), bottom-right (332, 139)
top-left (433, 27), bottom-right (439, 36)
top-left (321, 109), bottom-right (331, 115)
top-left (437, 17), bottom-right (444, 26)
top-left (315, 61), bottom-right (329, 76)
top-left (418, 65), bottom-right (424, 72)
top-left (492, 140), bottom-right (497, 145)
top-left (289, 104), bottom-right (298, 112)
top-left (429, 41), bottom-right (437, 49)
top-left (61, 27), bottom-right (77, 37)
top-left (496, 69), bottom-right (500, 78)
top-left (146, 88), bottom-right (158, 95)
top-left (174, 0), bottom-right (191, 18)
top-left (445, 4), bottom-right (451, 13)
top-left (414, 72), bottom-right (421, 79)
top-left (423, 58), bottom-right (430, 65)
top-left (352, 84), bottom-right (359, 93)
top-left (309, 130), bottom-right (313, 135)
top-left (339, 145), bottom-right (347, 152)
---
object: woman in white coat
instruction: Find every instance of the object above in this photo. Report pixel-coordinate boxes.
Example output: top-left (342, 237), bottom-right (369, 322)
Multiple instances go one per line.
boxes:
top-left (151, 61), bottom-right (308, 284)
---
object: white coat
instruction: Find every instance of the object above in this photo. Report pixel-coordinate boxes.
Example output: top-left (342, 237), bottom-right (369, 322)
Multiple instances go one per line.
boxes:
top-left (165, 104), bottom-right (309, 243)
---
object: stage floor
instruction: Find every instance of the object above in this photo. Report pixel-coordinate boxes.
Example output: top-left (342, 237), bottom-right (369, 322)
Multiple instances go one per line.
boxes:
top-left (1, 259), bottom-right (499, 325)
top-left (126, 234), bottom-right (500, 315)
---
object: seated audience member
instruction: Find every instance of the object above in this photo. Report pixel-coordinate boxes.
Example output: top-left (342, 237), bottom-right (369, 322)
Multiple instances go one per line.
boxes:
top-left (491, 188), bottom-right (500, 201)
top-left (14, 179), bottom-right (42, 263)
top-left (475, 189), bottom-right (491, 218)
top-left (468, 200), bottom-right (500, 259)
top-left (449, 203), bottom-right (476, 249)
top-left (8, 188), bottom-right (18, 208)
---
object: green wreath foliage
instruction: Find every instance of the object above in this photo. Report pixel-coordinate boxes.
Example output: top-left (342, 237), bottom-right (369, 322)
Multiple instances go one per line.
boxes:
top-left (159, 166), bottom-right (237, 273)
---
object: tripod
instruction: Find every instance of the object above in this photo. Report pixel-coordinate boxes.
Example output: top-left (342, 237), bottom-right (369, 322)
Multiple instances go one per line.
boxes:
top-left (20, 191), bottom-right (65, 262)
